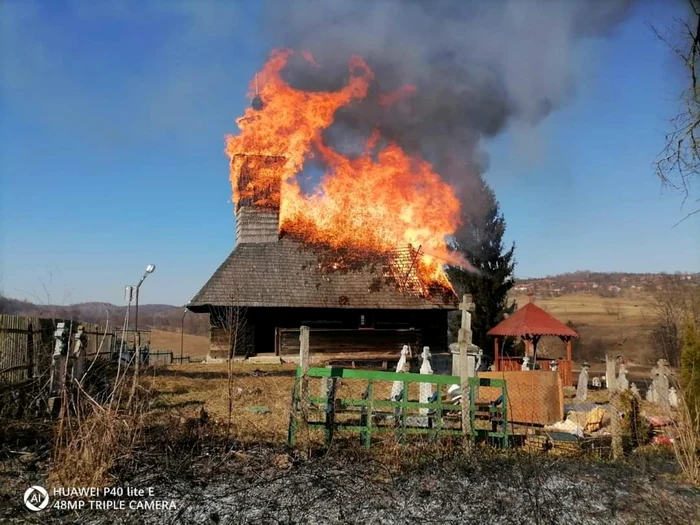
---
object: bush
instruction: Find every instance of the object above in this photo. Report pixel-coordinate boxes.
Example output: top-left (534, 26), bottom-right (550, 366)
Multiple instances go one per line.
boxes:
top-left (680, 323), bottom-right (700, 424)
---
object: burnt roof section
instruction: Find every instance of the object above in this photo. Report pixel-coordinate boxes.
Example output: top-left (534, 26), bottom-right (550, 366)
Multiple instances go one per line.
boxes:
top-left (188, 238), bottom-right (457, 311)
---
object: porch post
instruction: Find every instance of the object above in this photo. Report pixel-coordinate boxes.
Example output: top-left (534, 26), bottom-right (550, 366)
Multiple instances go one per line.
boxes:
top-left (493, 337), bottom-right (500, 371)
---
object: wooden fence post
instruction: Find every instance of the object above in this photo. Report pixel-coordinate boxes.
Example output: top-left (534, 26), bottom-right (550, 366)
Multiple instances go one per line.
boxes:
top-left (610, 390), bottom-right (623, 459)
top-left (26, 322), bottom-right (35, 380)
top-left (299, 325), bottom-right (310, 420)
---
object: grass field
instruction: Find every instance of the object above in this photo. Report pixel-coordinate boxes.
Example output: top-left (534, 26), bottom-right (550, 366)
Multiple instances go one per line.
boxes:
top-left (147, 360), bottom-right (669, 448)
top-left (512, 292), bottom-right (657, 365)
top-left (150, 329), bottom-right (210, 357)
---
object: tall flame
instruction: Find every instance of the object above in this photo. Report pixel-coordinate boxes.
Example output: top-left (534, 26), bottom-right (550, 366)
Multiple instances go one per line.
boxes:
top-left (225, 50), bottom-right (462, 288)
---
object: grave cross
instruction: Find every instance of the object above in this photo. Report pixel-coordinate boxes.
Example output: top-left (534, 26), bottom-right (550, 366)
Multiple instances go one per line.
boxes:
top-left (459, 294), bottom-right (476, 342)
top-left (458, 294), bottom-right (475, 445)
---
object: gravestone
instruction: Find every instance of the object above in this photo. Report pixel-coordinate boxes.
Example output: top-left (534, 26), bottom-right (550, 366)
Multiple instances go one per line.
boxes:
top-left (521, 356), bottom-right (530, 371)
top-left (651, 359), bottom-right (671, 411)
top-left (455, 294), bottom-right (475, 442)
top-left (70, 325), bottom-right (87, 382)
top-left (49, 322), bottom-right (69, 396)
top-left (451, 296), bottom-right (476, 376)
top-left (646, 385), bottom-right (655, 403)
top-left (419, 346), bottom-right (433, 419)
top-left (669, 387), bottom-right (679, 408)
top-left (576, 365), bottom-right (589, 401)
top-left (617, 363), bottom-right (629, 391)
top-left (630, 383), bottom-right (640, 399)
top-left (605, 354), bottom-right (618, 390)
top-left (390, 345), bottom-right (411, 402)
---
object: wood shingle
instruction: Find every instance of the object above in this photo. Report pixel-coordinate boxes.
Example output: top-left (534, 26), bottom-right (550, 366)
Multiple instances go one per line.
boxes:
top-left (188, 238), bottom-right (457, 310)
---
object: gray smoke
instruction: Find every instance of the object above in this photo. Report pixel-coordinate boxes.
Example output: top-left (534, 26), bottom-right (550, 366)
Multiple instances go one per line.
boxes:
top-left (262, 0), bottom-right (637, 217)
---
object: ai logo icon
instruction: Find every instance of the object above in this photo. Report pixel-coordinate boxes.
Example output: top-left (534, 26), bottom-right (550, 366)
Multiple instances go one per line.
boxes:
top-left (24, 486), bottom-right (49, 512)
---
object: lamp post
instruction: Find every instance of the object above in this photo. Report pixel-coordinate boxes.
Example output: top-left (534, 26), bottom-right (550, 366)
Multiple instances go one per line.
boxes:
top-left (180, 306), bottom-right (189, 363)
top-left (134, 264), bottom-right (156, 364)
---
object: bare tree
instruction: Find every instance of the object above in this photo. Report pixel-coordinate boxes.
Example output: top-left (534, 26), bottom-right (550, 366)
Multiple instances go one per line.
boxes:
top-left (655, 0), bottom-right (700, 222)
top-left (210, 303), bottom-right (249, 443)
top-left (650, 275), bottom-right (700, 366)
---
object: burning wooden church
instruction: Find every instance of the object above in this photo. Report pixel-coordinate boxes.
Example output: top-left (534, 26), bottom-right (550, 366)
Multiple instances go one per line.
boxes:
top-left (187, 155), bottom-right (458, 360)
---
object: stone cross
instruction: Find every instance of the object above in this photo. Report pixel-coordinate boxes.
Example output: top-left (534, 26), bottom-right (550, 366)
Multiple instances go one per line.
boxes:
top-left (420, 346), bottom-right (433, 374)
top-left (605, 354), bottom-right (618, 390)
top-left (391, 345), bottom-right (411, 401)
top-left (669, 387), bottom-right (679, 408)
top-left (617, 363), bottom-right (629, 391)
top-left (651, 359), bottom-right (671, 411)
top-left (521, 355), bottom-right (530, 371)
top-left (50, 322), bottom-right (70, 396)
top-left (576, 366), bottom-right (589, 401)
top-left (457, 294), bottom-right (475, 443)
top-left (71, 325), bottom-right (87, 382)
top-left (646, 385), bottom-right (655, 403)
top-left (630, 382), bottom-right (640, 399)
top-left (452, 294), bottom-right (475, 376)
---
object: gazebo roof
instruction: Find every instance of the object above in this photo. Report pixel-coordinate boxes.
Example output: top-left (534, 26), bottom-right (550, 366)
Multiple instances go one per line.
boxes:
top-left (487, 302), bottom-right (579, 338)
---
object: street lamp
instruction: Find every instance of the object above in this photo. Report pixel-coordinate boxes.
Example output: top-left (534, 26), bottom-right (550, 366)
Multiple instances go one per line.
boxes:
top-left (134, 264), bottom-right (156, 359)
top-left (180, 306), bottom-right (189, 363)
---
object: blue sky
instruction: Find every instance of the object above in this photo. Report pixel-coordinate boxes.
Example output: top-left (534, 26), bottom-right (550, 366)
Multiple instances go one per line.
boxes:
top-left (1, 1), bottom-right (698, 306)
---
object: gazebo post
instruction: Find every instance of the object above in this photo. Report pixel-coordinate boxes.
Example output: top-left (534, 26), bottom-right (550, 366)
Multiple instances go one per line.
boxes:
top-left (494, 337), bottom-right (500, 371)
top-left (532, 335), bottom-right (541, 366)
top-left (565, 337), bottom-right (572, 362)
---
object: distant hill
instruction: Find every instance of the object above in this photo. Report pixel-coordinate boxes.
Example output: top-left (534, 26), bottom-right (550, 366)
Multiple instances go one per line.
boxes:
top-left (0, 295), bottom-right (209, 335)
top-left (514, 271), bottom-right (699, 298)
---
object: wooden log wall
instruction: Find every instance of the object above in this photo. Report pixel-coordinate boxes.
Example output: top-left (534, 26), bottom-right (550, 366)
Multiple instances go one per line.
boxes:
top-left (278, 328), bottom-right (421, 356)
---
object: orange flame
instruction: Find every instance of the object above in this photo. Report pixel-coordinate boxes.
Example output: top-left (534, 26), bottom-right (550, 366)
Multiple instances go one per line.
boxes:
top-left (225, 50), bottom-right (462, 289)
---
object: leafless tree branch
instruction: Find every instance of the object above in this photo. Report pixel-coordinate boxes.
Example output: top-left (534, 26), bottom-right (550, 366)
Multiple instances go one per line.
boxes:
top-left (654, 0), bottom-right (700, 217)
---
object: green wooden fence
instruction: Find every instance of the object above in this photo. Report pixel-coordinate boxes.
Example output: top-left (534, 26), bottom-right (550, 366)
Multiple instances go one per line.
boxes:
top-left (288, 367), bottom-right (509, 448)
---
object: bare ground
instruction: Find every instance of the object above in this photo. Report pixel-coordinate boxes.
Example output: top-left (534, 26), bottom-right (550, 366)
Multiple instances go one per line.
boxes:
top-left (3, 440), bottom-right (699, 524)
top-left (2, 362), bottom-right (698, 524)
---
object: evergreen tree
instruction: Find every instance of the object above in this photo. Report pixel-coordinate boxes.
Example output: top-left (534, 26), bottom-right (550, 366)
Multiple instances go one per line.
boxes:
top-left (447, 173), bottom-right (516, 357)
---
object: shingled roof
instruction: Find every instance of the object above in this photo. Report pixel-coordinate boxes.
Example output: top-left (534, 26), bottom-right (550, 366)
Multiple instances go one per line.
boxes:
top-left (188, 238), bottom-right (457, 311)
top-left (487, 302), bottom-right (579, 338)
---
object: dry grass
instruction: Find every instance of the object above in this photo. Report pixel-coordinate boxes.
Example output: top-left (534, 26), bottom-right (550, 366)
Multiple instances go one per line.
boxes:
top-left (513, 293), bottom-right (656, 364)
top-left (50, 359), bottom-right (151, 487)
top-left (148, 363), bottom-right (297, 443)
top-left (148, 363), bottom-right (434, 446)
top-left (150, 329), bottom-right (210, 357)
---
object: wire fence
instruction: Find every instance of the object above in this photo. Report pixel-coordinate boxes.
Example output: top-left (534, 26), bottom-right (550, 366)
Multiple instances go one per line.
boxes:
top-left (0, 314), bottom-right (166, 384)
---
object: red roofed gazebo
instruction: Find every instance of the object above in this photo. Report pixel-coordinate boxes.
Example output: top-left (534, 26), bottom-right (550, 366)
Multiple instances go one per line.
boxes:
top-left (488, 299), bottom-right (579, 386)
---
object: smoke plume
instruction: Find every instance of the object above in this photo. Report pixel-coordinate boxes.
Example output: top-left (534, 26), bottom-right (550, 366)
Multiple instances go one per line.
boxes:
top-left (261, 0), bottom-right (637, 228)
